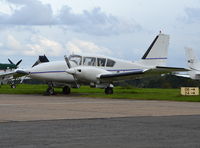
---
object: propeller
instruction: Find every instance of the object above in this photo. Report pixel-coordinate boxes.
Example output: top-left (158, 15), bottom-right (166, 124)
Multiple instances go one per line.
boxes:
top-left (16, 59), bottom-right (22, 67)
top-left (8, 59), bottom-right (22, 67)
top-left (64, 55), bottom-right (72, 69)
top-left (8, 59), bottom-right (14, 64)
top-left (64, 55), bottom-right (80, 88)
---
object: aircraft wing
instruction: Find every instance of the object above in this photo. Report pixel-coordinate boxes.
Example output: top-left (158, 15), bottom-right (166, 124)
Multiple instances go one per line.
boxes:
top-left (145, 66), bottom-right (189, 76)
top-left (0, 71), bottom-right (16, 78)
top-left (98, 66), bottom-right (188, 82)
top-left (0, 70), bottom-right (28, 82)
top-left (99, 70), bottom-right (145, 82)
top-left (0, 71), bottom-right (16, 84)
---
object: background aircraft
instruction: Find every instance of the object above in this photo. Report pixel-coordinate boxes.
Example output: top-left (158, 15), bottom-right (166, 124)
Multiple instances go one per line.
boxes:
top-left (1, 33), bottom-right (187, 94)
top-left (0, 59), bottom-right (22, 88)
top-left (0, 59), bottom-right (22, 72)
top-left (175, 48), bottom-right (200, 80)
top-left (0, 55), bottom-right (49, 88)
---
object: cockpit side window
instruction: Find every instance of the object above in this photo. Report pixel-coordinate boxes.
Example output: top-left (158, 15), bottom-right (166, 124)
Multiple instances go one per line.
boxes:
top-left (83, 57), bottom-right (96, 66)
top-left (69, 55), bottom-right (82, 65)
top-left (106, 59), bottom-right (116, 67)
top-left (97, 58), bottom-right (106, 67)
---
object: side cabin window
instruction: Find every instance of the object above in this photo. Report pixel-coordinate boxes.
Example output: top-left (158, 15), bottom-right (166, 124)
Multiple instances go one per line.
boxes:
top-left (97, 58), bottom-right (106, 67)
top-left (83, 57), bottom-right (96, 66)
top-left (106, 59), bottom-right (116, 67)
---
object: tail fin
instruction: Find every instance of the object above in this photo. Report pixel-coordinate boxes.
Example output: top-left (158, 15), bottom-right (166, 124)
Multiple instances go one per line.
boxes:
top-left (32, 55), bottom-right (49, 67)
top-left (185, 48), bottom-right (200, 79)
top-left (185, 48), bottom-right (200, 69)
top-left (139, 33), bottom-right (170, 66)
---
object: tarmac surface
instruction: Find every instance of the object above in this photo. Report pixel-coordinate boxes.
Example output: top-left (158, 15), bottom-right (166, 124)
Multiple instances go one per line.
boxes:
top-left (0, 94), bottom-right (200, 147)
top-left (1, 94), bottom-right (200, 122)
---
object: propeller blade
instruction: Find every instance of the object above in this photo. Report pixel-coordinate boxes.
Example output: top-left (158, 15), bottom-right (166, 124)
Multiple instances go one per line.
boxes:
top-left (64, 55), bottom-right (71, 69)
top-left (8, 59), bottom-right (14, 64)
top-left (64, 55), bottom-right (80, 88)
top-left (16, 59), bottom-right (22, 67)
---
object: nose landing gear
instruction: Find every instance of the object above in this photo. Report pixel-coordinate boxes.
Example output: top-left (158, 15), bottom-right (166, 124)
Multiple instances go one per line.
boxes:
top-left (45, 83), bottom-right (71, 96)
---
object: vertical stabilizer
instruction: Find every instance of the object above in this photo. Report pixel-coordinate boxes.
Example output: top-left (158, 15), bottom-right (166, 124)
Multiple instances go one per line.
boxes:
top-left (185, 48), bottom-right (200, 69)
top-left (32, 55), bottom-right (49, 67)
top-left (139, 33), bottom-right (170, 66)
top-left (185, 48), bottom-right (200, 79)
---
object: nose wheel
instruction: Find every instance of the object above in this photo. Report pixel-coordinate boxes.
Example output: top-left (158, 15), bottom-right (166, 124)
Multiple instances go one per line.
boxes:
top-left (105, 87), bottom-right (113, 94)
top-left (62, 86), bottom-right (71, 94)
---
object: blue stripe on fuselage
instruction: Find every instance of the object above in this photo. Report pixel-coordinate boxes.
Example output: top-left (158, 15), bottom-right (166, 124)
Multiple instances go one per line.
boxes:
top-left (30, 71), bottom-right (66, 74)
top-left (107, 69), bottom-right (142, 72)
top-left (30, 69), bottom-right (143, 74)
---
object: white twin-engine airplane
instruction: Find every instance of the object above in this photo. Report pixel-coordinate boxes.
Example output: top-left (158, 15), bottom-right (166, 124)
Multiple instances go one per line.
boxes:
top-left (175, 48), bottom-right (200, 80)
top-left (1, 33), bottom-right (187, 95)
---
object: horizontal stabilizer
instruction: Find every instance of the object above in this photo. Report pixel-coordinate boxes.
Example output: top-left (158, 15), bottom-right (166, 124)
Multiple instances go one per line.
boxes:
top-left (174, 73), bottom-right (190, 78)
top-left (98, 66), bottom-right (188, 82)
top-left (155, 66), bottom-right (189, 72)
top-left (144, 66), bottom-right (189, 76)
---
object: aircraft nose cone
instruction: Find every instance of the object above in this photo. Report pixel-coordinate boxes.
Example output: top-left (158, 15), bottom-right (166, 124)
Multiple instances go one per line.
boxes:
top-left (66, 68), bottom-right (76, 75)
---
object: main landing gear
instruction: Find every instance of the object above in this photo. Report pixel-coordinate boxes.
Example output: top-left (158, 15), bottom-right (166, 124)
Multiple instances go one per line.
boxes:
top-left (10, 84), bottom-right (16, 89)
top-left (45, 86), bottom-right (55, 95)
top-left (45, 85), bottom-right (71, 96)
top-left (10, 81), bottom-right (16, 88)
top-left (105, 87), bottom-right (113, 95)
top-left (62, 86), bottom-right (71, 94)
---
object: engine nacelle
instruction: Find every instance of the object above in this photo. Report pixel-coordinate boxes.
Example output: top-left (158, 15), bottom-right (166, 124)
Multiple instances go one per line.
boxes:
top-left (66, 66), bottom-right (110, 83)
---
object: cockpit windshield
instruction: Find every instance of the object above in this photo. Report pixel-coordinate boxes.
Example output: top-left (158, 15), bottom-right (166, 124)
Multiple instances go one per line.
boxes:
top-left (69, 55), bottom-right (82, 65)
top-left (69, 55), bottom-right (116, 67)
top-left (83, 57), bottom-right (96, 66)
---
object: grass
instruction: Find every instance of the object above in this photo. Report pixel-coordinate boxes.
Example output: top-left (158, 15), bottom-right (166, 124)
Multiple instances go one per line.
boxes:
top-left (0, 84), bottom-right (199, 102)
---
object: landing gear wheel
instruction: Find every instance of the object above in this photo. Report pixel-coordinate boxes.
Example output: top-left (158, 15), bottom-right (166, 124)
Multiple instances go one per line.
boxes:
top-left (10, 84), bottom-right (16, 89)
top-left (105, 87), bottom-right (113, 94)
top-left (62, 86), bottom-right (71, 94)
top-left (45, 87), bottom-right (55, 95)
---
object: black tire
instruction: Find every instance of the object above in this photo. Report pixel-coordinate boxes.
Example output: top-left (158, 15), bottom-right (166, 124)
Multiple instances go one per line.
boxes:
top-left (10, 84), bottom-right (16, 89)
top-left (62, 86), bottom-right (71, 94)
top-left (105, 87), bottom-right (113, 94)
top-left (45, 87), bottom-right (55, 95)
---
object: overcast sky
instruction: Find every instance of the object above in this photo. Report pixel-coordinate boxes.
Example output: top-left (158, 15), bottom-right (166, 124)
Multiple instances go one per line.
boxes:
top-left (0, 0), bottom-right (200, 68)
